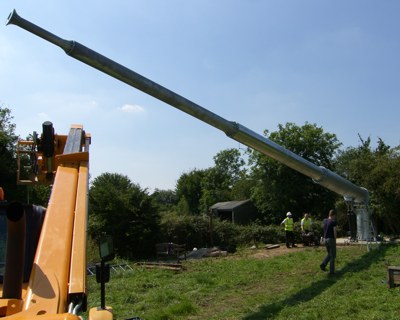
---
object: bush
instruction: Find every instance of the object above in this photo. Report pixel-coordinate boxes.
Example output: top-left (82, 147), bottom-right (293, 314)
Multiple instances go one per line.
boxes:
top-left (158, 214), bottom-right (299, 249)
top-left (211, 220), bottom-right (241, 250)
top-left (236, 223), bottom-right (283, 245)
top-left (157, 214), bottom-right (328, 254)
top-left (158, 212), bottom-right (210, 250)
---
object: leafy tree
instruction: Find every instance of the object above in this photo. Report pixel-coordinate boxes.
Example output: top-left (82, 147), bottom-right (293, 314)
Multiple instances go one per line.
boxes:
top-left (230, 174), bottom-right (254, 200)
top-left (335, 137), bottom-right (400, 234)
top-left (199, 148), bottom-right (247, 212)
top-left (88, 173), bottom-right (159, 258)
top-left (151, 188), bottom-right (178, 213)
top-left (0, 106), bottom-right (27, 202)
top-left (212, 148), bottom-right (246, 188)
top-left (248, 122), bottom-right (341, 223)
top-left (28, 185), bottom-right (52, 207)
top-left (176, 197), bottom-right (191, 215)
top-left (175, 169), bottom-right (206, 214)
top-left (0, 107), bottom-right (17, 194)
top-left (198, 169), bottom-right (228, 214)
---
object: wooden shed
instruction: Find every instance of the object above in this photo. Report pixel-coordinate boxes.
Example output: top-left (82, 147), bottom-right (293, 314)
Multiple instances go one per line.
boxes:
top-left (209, 199), bottom-right (259, 225)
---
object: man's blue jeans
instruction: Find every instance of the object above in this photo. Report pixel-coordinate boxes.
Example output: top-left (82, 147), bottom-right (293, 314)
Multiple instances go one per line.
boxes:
top-left (322, 238), bottom-right (336, 273)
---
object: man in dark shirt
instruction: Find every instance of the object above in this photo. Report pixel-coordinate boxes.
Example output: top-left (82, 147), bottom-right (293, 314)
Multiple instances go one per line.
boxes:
top-left (320, 209), bottom-right (337, 274)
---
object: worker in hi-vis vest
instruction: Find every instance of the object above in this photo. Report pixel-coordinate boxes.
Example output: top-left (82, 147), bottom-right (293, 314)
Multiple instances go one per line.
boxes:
top-left (281, 212), bottom-right (296, 248)
top-left (301, 212), bottom-right (313, 246)
top-left (301, 213), bottom-right (312, 233)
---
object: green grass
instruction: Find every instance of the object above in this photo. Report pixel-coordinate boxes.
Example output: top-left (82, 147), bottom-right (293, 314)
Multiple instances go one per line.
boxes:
top-left (86, 243), bottom-right (400, 319)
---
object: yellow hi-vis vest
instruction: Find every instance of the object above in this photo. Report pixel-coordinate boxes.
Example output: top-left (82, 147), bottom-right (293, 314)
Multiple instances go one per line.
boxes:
top-left (284, 218), bottom-right (294, 231)
top-left (301, 218), bottom-right (311, 231)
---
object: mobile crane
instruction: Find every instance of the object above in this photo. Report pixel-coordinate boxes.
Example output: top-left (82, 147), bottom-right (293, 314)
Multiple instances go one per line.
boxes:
top-left (2, 8), bottom-right (372, 319)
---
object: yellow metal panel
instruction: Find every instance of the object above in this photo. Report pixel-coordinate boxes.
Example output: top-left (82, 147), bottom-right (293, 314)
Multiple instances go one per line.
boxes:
top-left (1, 311), bottom-right (80, 320)
top-left (89, 306), bottom-right (113, 320)
top-left (55, 152), bottom-right (89, 165)
top-left (69, 162), bottom-right (89, 295)
top-left (23, 166), bottom-right (78, 315)
top-left (0, 298), bottom-right (23, 316)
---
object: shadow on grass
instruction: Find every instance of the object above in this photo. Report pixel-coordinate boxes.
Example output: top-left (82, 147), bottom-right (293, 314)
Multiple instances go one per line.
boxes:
top-left (243, 243), bottom-right (393, 320)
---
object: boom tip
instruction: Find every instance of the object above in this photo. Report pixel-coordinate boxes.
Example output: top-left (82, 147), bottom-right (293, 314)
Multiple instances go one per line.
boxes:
top-left (6, 9), bottom-right (18, 26)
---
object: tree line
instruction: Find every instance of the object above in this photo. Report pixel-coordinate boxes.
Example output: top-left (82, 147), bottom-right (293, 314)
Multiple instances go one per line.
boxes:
top-left (2, 106), bottom-right (400, 258)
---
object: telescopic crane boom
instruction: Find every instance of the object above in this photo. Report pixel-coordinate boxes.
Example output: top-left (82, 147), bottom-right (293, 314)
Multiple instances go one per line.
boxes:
top-left (6, 9), bottom-right (371, 240)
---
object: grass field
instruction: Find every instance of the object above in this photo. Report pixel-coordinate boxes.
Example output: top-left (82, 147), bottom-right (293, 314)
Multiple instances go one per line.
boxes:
top-left (86, 243), bottom-right (400, 320)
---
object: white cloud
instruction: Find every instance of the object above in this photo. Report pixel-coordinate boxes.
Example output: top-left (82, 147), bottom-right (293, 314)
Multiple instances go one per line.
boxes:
top-left (37, 112), bottom-right (50, 120)
top-left (119, 104), bottom-right (145, 114)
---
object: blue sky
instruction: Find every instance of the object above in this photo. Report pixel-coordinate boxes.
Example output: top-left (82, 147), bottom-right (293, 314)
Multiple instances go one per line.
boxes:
top-left (1, 1), bottom-right (399, 191)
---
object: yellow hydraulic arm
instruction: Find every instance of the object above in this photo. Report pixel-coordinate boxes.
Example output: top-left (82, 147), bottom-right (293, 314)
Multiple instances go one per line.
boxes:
top-left (0, 123), bottom-right (92, 319)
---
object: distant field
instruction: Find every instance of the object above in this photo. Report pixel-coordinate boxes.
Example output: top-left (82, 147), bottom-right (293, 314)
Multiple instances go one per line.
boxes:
top-left (86, 243), bottom-right (400, 320)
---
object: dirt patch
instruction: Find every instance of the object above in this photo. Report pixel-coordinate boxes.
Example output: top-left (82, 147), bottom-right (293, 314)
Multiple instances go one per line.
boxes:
top-left (250, 244), bottom-right (310, 259)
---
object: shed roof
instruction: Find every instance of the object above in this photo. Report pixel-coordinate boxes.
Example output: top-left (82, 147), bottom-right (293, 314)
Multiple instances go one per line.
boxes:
top-left (209, 199), bottom-right (251, 211)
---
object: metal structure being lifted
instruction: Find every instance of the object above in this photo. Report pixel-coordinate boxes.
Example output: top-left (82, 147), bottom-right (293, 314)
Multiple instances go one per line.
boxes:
top-left (6, 9), bottom-right (371, 240)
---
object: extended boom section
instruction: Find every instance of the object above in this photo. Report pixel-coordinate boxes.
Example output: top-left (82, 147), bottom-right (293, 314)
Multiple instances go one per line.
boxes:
top-left (7, 10), bottom-right (371, 239)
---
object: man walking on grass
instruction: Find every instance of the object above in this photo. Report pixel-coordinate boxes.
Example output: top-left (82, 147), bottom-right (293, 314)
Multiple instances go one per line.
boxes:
top-left (320, 209), bottom-right (337, 274)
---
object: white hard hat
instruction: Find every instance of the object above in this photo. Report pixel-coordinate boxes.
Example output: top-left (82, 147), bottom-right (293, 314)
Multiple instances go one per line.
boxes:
top-left (286, 212), bottom-right (292, 216)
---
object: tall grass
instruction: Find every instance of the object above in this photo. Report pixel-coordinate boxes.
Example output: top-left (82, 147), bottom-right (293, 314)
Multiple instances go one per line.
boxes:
top-left (86, 243), bottom-right (400, 319)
